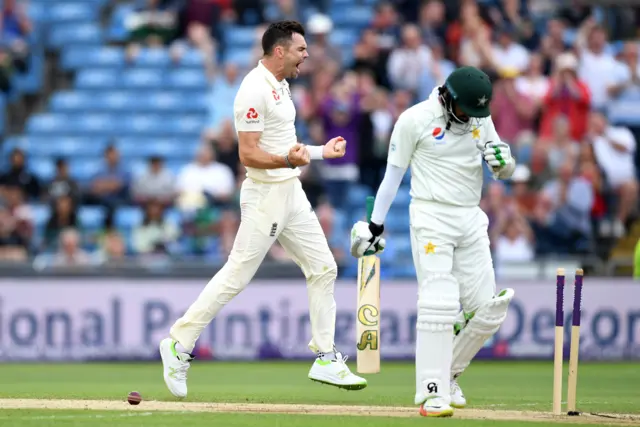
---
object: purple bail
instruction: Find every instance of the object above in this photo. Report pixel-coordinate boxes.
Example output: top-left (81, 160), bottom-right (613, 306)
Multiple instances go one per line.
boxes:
top-left (572, 273), bottom-right (583, 327)
top-left (555, 274), bottom-right (565, 327)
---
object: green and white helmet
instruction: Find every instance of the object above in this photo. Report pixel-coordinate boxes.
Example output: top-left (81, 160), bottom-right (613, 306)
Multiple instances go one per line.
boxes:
top-left (438, 66), bottom-right (493, 134)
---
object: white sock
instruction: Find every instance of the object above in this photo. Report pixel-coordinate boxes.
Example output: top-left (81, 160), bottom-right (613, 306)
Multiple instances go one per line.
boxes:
top-left (319, 351), bottom-right (336, 361)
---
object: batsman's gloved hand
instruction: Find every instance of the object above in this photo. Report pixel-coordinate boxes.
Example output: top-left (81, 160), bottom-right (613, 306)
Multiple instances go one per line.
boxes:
top-left (350, 221), bottom-right (386, 258)
top-left (476, 140), bottom-right (514, 171)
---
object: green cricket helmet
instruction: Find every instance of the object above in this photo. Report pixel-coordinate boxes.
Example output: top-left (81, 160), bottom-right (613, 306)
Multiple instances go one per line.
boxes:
top-left (442, 66), bottom-right (493, 119)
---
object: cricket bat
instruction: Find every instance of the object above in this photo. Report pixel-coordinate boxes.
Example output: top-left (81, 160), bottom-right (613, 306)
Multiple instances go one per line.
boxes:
top-left (356, 196), bottom-right (381, 374)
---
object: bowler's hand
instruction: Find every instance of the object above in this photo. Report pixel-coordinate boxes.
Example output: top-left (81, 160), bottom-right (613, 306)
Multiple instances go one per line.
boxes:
top-left (287, 143), bottom-right (310, 167)
top-left (350, 221), bottom-right (386, 258)
top-left (322, 137), bottom-right (347, 159)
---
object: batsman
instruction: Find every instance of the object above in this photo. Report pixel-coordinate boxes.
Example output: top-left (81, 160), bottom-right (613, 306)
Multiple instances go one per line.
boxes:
top-left (350, 66), bottom-right (515, 417)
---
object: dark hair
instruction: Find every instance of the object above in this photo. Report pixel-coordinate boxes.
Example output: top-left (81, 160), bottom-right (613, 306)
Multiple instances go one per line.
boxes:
top-left (261, 20), bottom-right (305, 56)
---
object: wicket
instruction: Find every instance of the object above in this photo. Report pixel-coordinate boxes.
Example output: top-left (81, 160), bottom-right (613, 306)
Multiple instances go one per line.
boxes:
top-left (552, 267), bottom-right (584, 416)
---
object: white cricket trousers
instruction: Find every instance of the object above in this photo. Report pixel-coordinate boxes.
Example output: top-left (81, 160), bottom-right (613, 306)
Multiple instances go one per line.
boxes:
top-left (170, 176), bottom-right (338, 354)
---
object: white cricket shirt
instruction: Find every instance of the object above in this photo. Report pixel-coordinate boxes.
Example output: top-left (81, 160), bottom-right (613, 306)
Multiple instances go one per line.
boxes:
top-left (387, 87), bottom-right (502, 207)
top-left (233, 60), bottom-right (300, 183)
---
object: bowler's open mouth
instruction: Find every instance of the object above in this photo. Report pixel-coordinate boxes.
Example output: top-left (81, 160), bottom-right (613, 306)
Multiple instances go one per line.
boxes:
top-left (296, 61), bottom-right (303, 72)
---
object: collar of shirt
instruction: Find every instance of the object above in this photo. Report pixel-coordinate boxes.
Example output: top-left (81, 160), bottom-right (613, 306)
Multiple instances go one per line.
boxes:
top-left (258, 60), bottom-right (288, 92)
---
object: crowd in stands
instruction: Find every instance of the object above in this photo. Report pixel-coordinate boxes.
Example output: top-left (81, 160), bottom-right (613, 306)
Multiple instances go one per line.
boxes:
top-left (0, 0), bottom-right (33, 93)
top-left (1, 0), bottom-right (639, 273)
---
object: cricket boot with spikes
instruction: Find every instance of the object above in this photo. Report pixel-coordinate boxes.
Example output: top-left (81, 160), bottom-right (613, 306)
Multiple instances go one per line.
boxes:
top-left (419, 397), bottom-right (455, 417)
top-left (159, 337), bottom-right (194, 398)
top-left (450, 378), bottom-right (467, 408)
top-left (308, 350), bottom-right (368, 390)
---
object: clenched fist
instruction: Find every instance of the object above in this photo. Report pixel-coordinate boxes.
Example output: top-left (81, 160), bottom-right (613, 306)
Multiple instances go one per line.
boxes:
top-left (322, 136), bottom-right (347, 159)
top-left (287, 143), bottom-right (310, 167)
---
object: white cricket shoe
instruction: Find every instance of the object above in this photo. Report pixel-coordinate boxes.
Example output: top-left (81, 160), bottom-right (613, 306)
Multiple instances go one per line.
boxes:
top-left (308, 351), bottom-right (368, 390)
top-left (450, 379), bottom-right (467, 408)
top-left (419, 397), bottom-right (454, 417)
top-left (159, 338), bottom-right (194, 398)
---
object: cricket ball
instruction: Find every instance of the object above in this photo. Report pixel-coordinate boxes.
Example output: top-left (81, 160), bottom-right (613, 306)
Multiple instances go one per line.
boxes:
top-left (127, 391), bottom-right (142, 405)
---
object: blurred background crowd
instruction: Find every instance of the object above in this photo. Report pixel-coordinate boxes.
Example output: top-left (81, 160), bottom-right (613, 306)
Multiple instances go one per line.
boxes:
top-left (0, 0), bottom-right (639, 278)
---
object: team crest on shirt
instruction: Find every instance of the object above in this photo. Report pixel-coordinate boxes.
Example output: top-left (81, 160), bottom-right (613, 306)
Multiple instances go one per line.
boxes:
top-left (432, 127), bottom-right (445, 144)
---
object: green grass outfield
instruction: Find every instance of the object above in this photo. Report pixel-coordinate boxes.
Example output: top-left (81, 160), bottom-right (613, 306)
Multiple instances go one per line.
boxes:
top-left (0, 360), bottom-right (638, 426)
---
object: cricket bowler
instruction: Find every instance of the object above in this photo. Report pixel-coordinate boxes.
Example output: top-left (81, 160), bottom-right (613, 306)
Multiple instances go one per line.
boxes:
top-left (159, 21), bottom-right (367, 397)
top-left (350, 66), bottom-right (516, 417)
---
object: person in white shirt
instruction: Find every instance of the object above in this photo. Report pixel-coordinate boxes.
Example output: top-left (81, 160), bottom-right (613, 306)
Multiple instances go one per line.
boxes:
top-left (159, 20), bottom-right (366, 398)
top-left (491, 27), bottom-right (530, 74)
top-left (176, 143), bottom-right (235, 209)
top-left (577, 23), bottom-right (619, 110)
top-left (588, 111), bottom-right (638, 237)
top-left (350, 66), bottom-right (516, 417)
top-left (387, 23), bottom-right (433, 92)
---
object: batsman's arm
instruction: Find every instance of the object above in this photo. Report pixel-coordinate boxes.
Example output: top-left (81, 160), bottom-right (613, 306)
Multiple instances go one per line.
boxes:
top-left (369, 110), bottom-right (421, 230)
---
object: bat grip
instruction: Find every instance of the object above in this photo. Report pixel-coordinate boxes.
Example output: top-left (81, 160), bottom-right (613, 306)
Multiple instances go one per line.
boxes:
top-left (365, 196), bottom-right (375, 222)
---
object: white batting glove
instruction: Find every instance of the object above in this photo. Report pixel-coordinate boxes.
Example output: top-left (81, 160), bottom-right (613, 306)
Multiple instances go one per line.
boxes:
top-left (350, 221), bottom-right (386, 258)
top-left (477, 141), bottom-right (513, 171)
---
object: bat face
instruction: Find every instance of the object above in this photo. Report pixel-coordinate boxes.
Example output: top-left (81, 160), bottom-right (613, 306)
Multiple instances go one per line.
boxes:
top-left (356, 254), bottom-right (381, 374)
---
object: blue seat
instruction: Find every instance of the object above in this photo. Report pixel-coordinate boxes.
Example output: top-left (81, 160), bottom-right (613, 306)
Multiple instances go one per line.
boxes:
top-left (74, 114), bottom-right (115, 135)
top-left (117, 137), bottom-right (189, 159)
top-left (385, 215), bottom-right (408, 233)
top-left (115, 206), bottom-right (144, 229)
top-left (329, 29), bottom-right (359, 48)
top-left (330, 6), bottom-right (373, 27)
top-left (31, 204), bottom-right (51, 228)
top-left (122, 69), bottom-right (164, 89)
top-left (49, 22), bottom-right (103, 47)
top-left (223, 49), bottom-right (255, 68)
top-left (29, 158), bottom-right (56, 181)
top-left (75, 69), bottom-right (120, 89)
top-left (166, 69), bottom-right (208, 90)
top-left (49, 3), bottom-right (98, 23)
top-left (144, 92), bottom-right (184, 112)
top-left (70, 159), bottom-right (103, 180)
top-left (61, 47), bottom-right (125, 70)
top-left (395, 187), bottom-right (411, 206)
top-left (179, 49), bottom-right (205, 68)
top-left (107, 4), bottom-right (136, 42)
top-left (27, 113), bottom-right (70, 134)
top-left (161, 115), bottom-right (206, 136)
top-left (224, 26), bottom-right (257, 48)
top-left (79, 206), bottom-right (106, 229)
top-left (49, 91), bottom-right (94, 112)
top-left (27, 136), bottom-right (107, 157)
top-left (99, 91), bottom-right (135, 111)
top-left (135, 49), bottom-right (172, 68)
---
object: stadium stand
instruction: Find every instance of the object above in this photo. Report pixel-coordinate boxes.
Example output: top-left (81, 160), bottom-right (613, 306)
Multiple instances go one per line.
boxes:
top-left (0, 0), bottom-right (639, 278)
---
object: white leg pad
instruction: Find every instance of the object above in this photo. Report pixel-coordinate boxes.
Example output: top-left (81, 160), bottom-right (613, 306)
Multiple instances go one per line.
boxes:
top-left (451, 288), bottom-right (515, 377)
top-left (415, 273), bottom-right (460, 405)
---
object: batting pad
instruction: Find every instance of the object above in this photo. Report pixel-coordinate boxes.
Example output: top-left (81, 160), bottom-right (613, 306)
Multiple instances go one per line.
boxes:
top-left (451, 288), bottom-right (515, 377)
top-left (415, 273), bottom-right (460, 405)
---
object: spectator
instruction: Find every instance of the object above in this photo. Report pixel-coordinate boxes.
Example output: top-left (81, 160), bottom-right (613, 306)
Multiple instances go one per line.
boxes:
top-left (490, 68), bottom-right (537, 143)
top-left (207, 120), bottom-right (240, 178)
top-left (268, 0), bottom-right (300, 22)
top-left (588, 111), bottom-right (638, 237)
top-left (100, 229), bottom-right (128, 264)
top-left (489, 0), bottom-right (538, 50)
top-left (131, 156), bottom-right (176, 206)
top-left (204, 62), bottom-right (242, 132)
top-left (318, 74), bottom-right (363, 209)
top-left (490, 26), bottom-right (530, 74)
top-left (576, 21), bottom-right (619, 111)
top-left (300, 119), bottom-right (328, 208)
top-left (232, 0), bottom-right (265, 26)
top-left (453, 0), bottom-right (494, 71)
top-left (47, 158), bottom-right (81, 206)
top-left (387, 23), bottom-right (433, 94)
top-left (132, 200), bottom-right (179, 255)
top-left (0, 186), bottom-right (32, 260)
top-left (124, 0), bottom-right (179, 63)
top-left (608, 41), bottom-right (640, 101)
top-left (85, 145), bottom-right (131, 213)
top-left (539, 52), bottom-right (591, 143)
top-left (0, 0), bottom-right (32, 92)
top-left (352, 28), bottom-right (389, 88)
top-left (176, 142), bottom-right (235, 212)
top-left (539, 18), bottom-right (570, 75)
top-left (49, 228), bottom-right (95, 268)
top-left (417, 0), bottom-right (446, 47)
top-left (44, 194), bottom-right (79, 251)
top-left (532, 158), bottom-right (594, 255)
top-left (369, 2), bottom-right (401, 54)
top-left (509, 164), bottom-right (537, 218)
top-left (417, 40), bottom-right (455, 101)
top-left (492, 208), bottom-right (535, 264)
top-left (170, 0), bottom-right (222, 78)
top-left (546, 116), bottom-right (580, 176)
top-left (304, 14), bottom-right (342, 72)
top-left (0, 148), bottom-right (40, 200)
top-left (514, 52), bottom-right (549, 109)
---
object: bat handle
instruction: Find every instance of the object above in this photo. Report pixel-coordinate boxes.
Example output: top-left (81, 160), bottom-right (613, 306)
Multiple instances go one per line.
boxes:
top-left (365, 196), bottom-right (375, 222)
